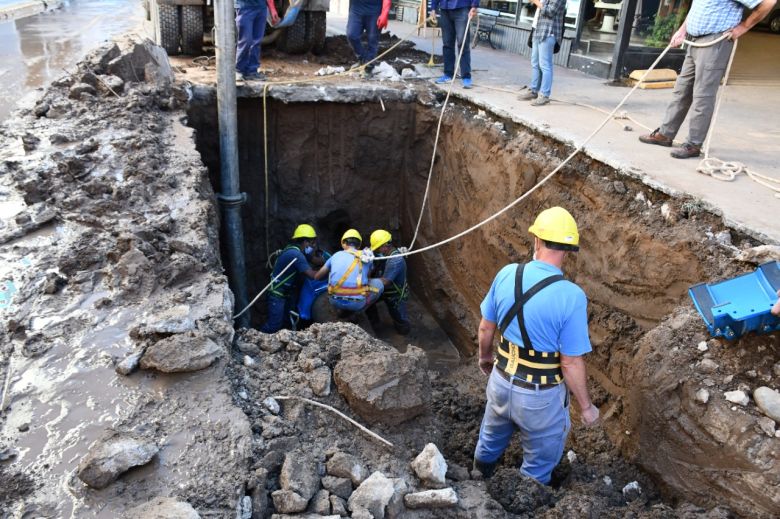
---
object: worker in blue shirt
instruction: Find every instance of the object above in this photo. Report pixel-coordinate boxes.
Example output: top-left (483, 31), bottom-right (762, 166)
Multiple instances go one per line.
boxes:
top-left (366, 229), bottom-right (411, 335)
top-left (347, 0), bottom-right (392, 72)
top-left (261, 224), bottom-right (319, 333)
top-left (473, 207), bottom-right (600, 484)
top-left (315, 229), bottom-right (384, 314)
top-left (430, 0), bottom-right (479, 88)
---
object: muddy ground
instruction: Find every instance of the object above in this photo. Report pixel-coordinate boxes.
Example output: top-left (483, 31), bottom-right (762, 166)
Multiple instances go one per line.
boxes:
top-left (0, 34), bottom-right (778, 518)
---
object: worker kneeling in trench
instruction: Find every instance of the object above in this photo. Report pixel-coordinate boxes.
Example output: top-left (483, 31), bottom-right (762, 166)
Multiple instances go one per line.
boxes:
top-left (315, 229), bottom-right (384, 317)
top-left (473, 207), bottom-right (600, 484)
top-left (366, 229), bottom-right (411, 335)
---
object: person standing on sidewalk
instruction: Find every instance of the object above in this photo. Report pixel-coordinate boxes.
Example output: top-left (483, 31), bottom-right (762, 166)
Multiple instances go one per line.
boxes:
top-left (235, 0), bottom-right (280, 81)
top-left (430, 0), bottom-right (478, 89)
top-left (347, 0), bottom-right (392, 72)
top-left (472, 207), bottom-right (600, 483)
top-left (519, 0), bottom-right (566, 106)
top-left (638, 0), bottom-right (776, 158)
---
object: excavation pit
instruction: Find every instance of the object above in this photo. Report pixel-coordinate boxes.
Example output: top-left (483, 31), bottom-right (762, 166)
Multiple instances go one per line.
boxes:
top-left (186, 82), bottom-right (779, 517)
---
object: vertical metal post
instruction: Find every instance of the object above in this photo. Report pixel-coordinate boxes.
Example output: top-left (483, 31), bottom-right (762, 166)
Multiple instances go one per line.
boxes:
top-left (609, 0), bottom-right (639, 81)
top-left (215, 0), bottom-right (250, 328)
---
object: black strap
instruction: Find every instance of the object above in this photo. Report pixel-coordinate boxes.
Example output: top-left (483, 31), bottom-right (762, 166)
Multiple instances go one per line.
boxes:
top-left (498, 263), bottom-right (564, 349)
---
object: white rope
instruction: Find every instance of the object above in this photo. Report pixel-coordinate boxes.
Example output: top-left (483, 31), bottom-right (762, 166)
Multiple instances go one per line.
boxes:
top-left (409, 14), bottom-right (474, 250)
top-left (233, 258), bottom-right (297, 320)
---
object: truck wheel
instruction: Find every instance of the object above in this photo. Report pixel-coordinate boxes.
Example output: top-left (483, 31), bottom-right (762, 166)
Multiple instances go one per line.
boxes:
top-left (154, 1), bottom-right (181, 55)
top-left (181, 5), bottom-right (204, 56)
top-left (306, 11), bottom-right (327, 55)
top-left (278, 13), bottom-right (310, 54)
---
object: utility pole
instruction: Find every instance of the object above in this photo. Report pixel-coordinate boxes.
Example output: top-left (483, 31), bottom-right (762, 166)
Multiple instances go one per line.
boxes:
top-left (214, 0), bottom-right (250, 328)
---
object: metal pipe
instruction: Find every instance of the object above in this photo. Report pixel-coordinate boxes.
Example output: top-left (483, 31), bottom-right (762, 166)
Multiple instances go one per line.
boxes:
top-left (214, 0), bottom-right (250, 328)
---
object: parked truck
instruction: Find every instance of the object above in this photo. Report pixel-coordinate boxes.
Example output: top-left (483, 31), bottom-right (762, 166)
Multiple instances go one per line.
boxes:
top-left (143, 0), bottom-right (330, 56)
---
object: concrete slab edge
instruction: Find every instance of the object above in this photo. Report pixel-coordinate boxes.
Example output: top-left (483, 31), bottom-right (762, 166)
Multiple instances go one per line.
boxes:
top-left (0, 0), bottom-right (63, 21)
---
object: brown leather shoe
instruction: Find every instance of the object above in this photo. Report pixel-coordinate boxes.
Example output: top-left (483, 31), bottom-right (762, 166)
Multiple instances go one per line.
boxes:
top-left (639, 128), bottom-right (673, 147)
top-left (670, 142), bottom-right (701, 159)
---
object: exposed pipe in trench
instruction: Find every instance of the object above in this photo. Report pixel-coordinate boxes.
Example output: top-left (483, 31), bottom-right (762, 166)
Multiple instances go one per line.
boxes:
top-left (215, 0), bottom-right (250, 328)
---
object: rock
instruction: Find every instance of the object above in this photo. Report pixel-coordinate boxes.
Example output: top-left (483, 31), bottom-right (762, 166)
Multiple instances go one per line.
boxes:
top-left (123, 497), bottom-right (200, 518)
top-left (326, 452), bottom-right (365, 486)
top-left (33, 102), bottom-right (50, 117)
top-left (445, 462), bottom-right (470, 482)
top-left (411, 443), bottom-right (447, 489)
top-left (238, 495), bottom-right (252, 519)
top-left (714, 231), bottom-right (732, 246)
top-left (736, 244), bottom-right (780, 265)
top-left (757, 416), bottom-right (776, 437)
top-left (97, 74), bottom-right (124, 95)
top-left (271, 490), bottom-right (309, 514)
top-left (723, 374), bottom-right (734, 384)
top-left (753, 386), bottom-right (780, 421)
top-left (348, 471), bottom-right (396, 519)
top-left (322, 475), bottom-right (352, 499)
top-left (69, 83), bottom-right (97, 99)
top-left (404, 488), bottom-right (458, 509)
top-left (612, 181), bottom-right (627, 194)
top-left (280, 451), bottom-right (319, 501)
top-left (251, 468), bottom-right (269, 519)
top-left (401, 68), bottom-right (419, 79)
top-left (724, 390), bottom-right (749, 406)
top-left (330, 495), bottom-right (347, 516)
top-left (308, 489), bottom-right (331, 514)
top-left (115, 350), bottom-right (144, 375)
top-left (698, 359), bottom-right (719, 373)
top-left (309, 366), bottom-right (332, 396)
top-left (263, 397), bottom-right (280, 415)
top-left (371, 62), bottom-right (401, 81)
top-left (334, 345), bottom-right (431, 425)
top-left (243, 355), bottom-right (257, 367)
top-left (566, 450), bottom-right (577, 463)
top-left (697, 341), bottom-right (708, 352)
top-left (622, 481), bottom-right (642, 501)
top-left (77, 432), bottom-right (158, 489)
top-left (140, 331), bottom-right (223, 373)
top-left (695, 388), bottom-right (710, 404)
top-left (773, 362), bottom-right (780, 378)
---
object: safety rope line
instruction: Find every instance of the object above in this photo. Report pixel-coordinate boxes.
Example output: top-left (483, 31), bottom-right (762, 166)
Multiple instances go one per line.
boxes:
top-left (233, 258), bottom-right (297, 319)
top-left (409, 14), bottom-right (474, 250)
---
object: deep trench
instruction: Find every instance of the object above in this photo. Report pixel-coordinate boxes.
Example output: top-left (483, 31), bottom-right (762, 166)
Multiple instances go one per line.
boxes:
top-left (186, 89), bottom-right (773, 516)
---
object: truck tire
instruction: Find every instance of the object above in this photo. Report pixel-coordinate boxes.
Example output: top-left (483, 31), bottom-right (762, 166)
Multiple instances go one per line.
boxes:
top-left (154, 1), bottom-right (181, 55)
top-left (181, 5), bottom-right (204, 56)
top-left (278, 12), bottom-right (310, 54)
top-left (306, 11), bottom-right (327, 54)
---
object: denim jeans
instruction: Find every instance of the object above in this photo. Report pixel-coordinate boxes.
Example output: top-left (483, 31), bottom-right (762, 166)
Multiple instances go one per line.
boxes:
top-left (329, 279), bottom-right (384, 312)
top-left (261, 294), bottom-right (291, 333)
top-left (529, 34), bottom-right (556, 98)
top-left (439, 7), bottom-right (472, 79)
top-left (236, 6), bottom-right (268, 75)
top-left (474, 367), bottom-right (571, 484)
top-left (346, 11), bottom-right (380, 63)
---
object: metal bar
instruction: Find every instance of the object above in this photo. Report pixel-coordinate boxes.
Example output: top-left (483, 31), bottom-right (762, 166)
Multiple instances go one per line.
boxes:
top-left (215, 0), bottom-right (250, 328)
top-left (609, 0), bottom-right (639, 81)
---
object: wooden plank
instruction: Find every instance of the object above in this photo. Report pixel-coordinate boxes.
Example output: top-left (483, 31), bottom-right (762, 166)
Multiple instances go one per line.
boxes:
top-left (628, 79), bottom-right (677, 89)
top-left (629, 68), bottom-right (678, 82)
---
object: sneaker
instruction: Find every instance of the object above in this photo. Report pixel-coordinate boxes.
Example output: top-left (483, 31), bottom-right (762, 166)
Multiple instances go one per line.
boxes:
top-left (435, 75), bottom-right (453, 84)
top-left (243, 71), bottom-right (266, 81)
top-left (235, 72), bottom-right (245, 81)
top-left (670, 142), bottom-right (701, 159)
top-left (519, 90), bottom-right (538, 101)
top-left (639, 128), bottom-right (673, 147)
top-left (462, 77), bottom-right (473, 89)
top-left (350, 61), bottom-right (364, 70)
top-left (531, 95), bottom-right (550, 106)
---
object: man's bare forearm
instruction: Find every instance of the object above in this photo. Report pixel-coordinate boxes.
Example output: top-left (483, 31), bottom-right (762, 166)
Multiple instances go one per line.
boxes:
top-left (561, 354), bottom-right (592, 411)
top-left (478, 319), bottom-right (496, 361)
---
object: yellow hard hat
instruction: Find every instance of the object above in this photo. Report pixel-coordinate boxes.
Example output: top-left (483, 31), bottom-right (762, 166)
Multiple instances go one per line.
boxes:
top-left (292, 224), bottom-right (317, 240)
top-left (370, 229), bottom-right (392, 251)
top-left (528, 207), bottom-right (580, 250)
top-left (341, 228), bottom-right (362, 245)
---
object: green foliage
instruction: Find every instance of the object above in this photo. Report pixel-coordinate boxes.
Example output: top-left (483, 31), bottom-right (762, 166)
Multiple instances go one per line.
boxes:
top-left (645, 9), bottom-right (687, 48)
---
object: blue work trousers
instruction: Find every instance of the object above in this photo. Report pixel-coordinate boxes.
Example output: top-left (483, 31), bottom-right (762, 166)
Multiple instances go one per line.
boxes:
top-left (347, 12), bottom-right (380, 63)
top-left (261, 294), bottom-right (291, 333)
top-left (474, 367), bottom-right (571, 485)
top-left (329, 279), bottom-right (384, 312)
top-left (236, 5), bottom-right (268, 75)
top-left (386, 298), bottom-right (410, 334)
top-left (529, 34), bottom-right (555, 97)
top-left (439, 7), bottom-right (472, 79)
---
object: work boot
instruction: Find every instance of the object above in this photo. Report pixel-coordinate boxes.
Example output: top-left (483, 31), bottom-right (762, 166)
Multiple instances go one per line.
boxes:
top-left (531, 95), bottom-right (550, 106)
top-left (472, 458), bottom-right (498, 479)
top-left (670, 142), bottom-right (701, 159)
top-left (638, 128), bottom-right (673, 147)
top-left (519, 89), bottom-right (537, 100)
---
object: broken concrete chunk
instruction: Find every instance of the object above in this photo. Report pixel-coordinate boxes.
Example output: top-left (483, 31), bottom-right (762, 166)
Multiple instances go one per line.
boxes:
top-left (321, 475), bottom-right (352, 499)
top-left (69, 83), bottom-right (97, 100)
top-left (329, 495), bottom-right (347, 516)
top-left (77, 432), bottom-right (158, 489)
top-left (404, 488), bottom-right (458, 509)
top-left (271, 490), bottom-right (309, 514)
top-left (326, 452), bottom-right (365, 486)
top-left (698, 359), bottom-right (719, 373)
top-left (263, 397), bottom-right (280, 415)
top-left (736, 244), bottom-right (780, 265)
top-left (622, 481), bottom-right (642, 501)
top-left (724, 390), bottom-right (749, 407)
top-left (334, 345), bottom-right (431, 425)
top-left (694, 389), bottom-right (710, 404)
top-left (279, 451), bottom-right (319, 502)
top-left (140, 331), bottom-right (222, 373)
top-left (309, 366), bottom-right (332, 396)
top-left (97, 74), bottom-right (124, 95)
top-left (308, 489), bottom-right (331, 515)
top-left (757, 416), bottom-right (776, 437)
top-left (115, 349), bottom-right (144, 376)
top-left (411, 443), bottom-right (448, 489)
top-left (123, 497), bottom-right (200, 518)
top-left (753, 386), bottom-right (780, 421)
top-left (348, 471), bottom-right (396, 519)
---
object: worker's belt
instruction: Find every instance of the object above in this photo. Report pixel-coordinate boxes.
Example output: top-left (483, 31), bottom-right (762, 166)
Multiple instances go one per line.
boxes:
top-left (495, 362), bottom-right (559, 390)
top-left (495, 263), bottom-right (566, 386)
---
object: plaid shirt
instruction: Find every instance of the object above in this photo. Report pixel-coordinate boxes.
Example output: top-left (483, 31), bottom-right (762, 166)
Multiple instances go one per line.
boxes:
top-left (686, 0), bottom-right (761, 36)
top-left (533, 0), bottom-right (566, 43)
